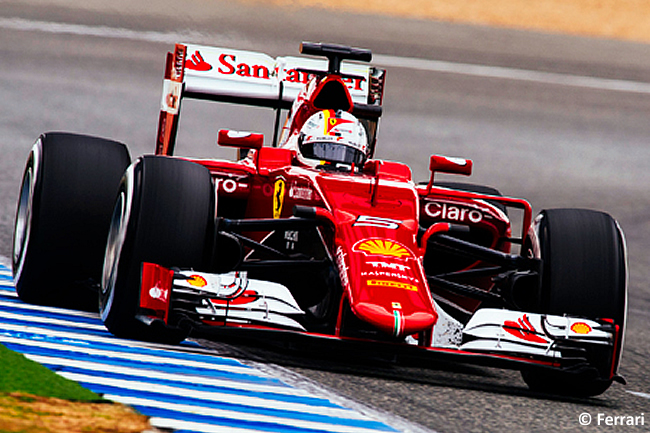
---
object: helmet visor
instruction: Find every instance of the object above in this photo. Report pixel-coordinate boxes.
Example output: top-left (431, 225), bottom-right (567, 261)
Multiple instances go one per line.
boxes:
top-left (301, 141), bottom-right (366, 165)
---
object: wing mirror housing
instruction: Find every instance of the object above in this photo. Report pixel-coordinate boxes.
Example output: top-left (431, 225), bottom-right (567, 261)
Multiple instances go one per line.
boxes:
top-left (217, 130), bottom-right (264, 150)
top-left (425, 155), bottom-right (473, 193)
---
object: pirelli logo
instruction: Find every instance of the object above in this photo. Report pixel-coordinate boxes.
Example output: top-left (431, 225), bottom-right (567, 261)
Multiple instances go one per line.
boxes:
top-left (367, 279), bottom-right (417, 292)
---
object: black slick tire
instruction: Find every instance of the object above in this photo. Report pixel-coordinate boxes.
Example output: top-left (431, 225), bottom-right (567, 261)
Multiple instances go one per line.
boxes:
top-left (522, 208), bottom-right (627, 396)
top-left (99, 156), bottom-right (214, 343)
top-left (12, 132), bottom-right (130, 311)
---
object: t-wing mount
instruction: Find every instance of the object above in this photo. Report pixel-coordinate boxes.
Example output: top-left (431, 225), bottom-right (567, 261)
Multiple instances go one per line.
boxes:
top-left (300, 42), bottom-right (372, 75)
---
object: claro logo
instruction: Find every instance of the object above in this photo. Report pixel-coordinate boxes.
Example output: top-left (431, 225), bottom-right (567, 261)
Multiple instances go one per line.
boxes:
top-left (424, 201), bottom-right (483, 223)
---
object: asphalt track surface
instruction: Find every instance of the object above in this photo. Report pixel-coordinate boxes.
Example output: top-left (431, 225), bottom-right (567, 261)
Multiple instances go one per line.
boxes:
top-left (1, 1), bottom-right (649, 432)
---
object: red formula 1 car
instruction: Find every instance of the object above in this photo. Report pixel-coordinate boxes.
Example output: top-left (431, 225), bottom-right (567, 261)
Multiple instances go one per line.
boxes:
top-left (12, 42), bottom-right (627, 396)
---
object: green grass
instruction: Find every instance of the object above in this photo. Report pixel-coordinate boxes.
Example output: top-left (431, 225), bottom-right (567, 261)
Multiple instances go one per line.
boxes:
top-left (0, 344), bottom-right (101, 401)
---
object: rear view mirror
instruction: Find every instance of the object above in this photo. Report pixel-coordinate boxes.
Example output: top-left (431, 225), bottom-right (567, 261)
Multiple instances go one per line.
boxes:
top-left (425, 155), bottom-right (473, 193)
top-left (429, 155), bottom-right (472, 176)
top-left (217, 130), bottom-right (264, 150)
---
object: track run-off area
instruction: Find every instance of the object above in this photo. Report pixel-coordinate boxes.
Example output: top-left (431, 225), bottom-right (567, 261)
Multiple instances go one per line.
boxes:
top-left (0, 263), bottom-right (427, 433)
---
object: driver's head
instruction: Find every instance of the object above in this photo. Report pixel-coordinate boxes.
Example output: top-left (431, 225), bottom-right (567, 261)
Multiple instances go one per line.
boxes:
top-left (298, 110), bottom-right (368, 167)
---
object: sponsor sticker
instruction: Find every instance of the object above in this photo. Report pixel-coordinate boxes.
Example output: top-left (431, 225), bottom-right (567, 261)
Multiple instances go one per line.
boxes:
top-left (367, 261), bottom-right (408, 272)
top-left (187, 275), bottom-right (207, 288)
top-left (185, 50), bottom-right (213, 71)
top-left (273, 179), bottom-right (286, 219)
top-left (353, 215), bottom-right (402, 229)
top-left (362, 270), bottom-right (419, 284)
top-left (288, 182), bottom-right (314, 201)
top-left (172, 44), bottom-right (186, 81)
top-left (571, 322), bottom-right (593, 335)
top-left (355, 239), bottom-right (412, 259)
top-left (424, 201), bottom-right (483, 223)
top-left (217, 53), bottom-right (272, 79)
top-left (336, 246), bottom-right (350, 290)
top-left (502, 314), bottom-right (548, 344)
top-left (149, 285), bottom-right (169, 302)
top-left (161, 80), bottom-right (182, 115)
top-left (367, 279), bottom-right (418, 292)
top-left (214, 178), bottom-right (241, 194)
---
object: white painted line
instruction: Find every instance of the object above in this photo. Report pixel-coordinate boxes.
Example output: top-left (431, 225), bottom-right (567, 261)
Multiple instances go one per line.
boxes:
top-left (251, 361), bottom-right (436, 433)
top-left (106, 394), bottom-right (385, 433)
top-left (627, 390), bottom-right (650, 399)
top-left (148, 417), bottom-right (289, 433)
top-left (0, 334), bottom-right (264, 377)
top-left (0, 17), bottom-right (237, 46)
top-left (25, 354), bottom-right (307, 396)
top-left (62, 372), bottom-right (362, 419)
top-left (629, 307), bottom-right (650, 318)
top-left (0, 299), bottom-right (102, 319)
top-left (0, 17), bottom-right (196, 44)
top-left (0, 310), bottom-right (107, 331)
top-left (373, 54), bottom-right (650, 94)
top-left (1, 17), bottom-right (649, 94)
top-left (0, 320), bottom-right (269, 372)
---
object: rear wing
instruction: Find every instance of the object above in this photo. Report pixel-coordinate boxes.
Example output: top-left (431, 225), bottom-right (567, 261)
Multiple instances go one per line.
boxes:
top-left (156, 43), bottom-right (386, 155)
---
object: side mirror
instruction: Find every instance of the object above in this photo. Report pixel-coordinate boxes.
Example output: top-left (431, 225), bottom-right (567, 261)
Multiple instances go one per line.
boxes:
top-left (429, 155), bottom-right (472, 176)
top-left (425, 155), bottom-right (472, 193)
top-left (217, 130), bottom-right (264, 150)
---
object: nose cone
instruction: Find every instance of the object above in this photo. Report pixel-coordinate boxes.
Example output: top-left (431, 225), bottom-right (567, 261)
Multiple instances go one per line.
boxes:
top-left (340, 238), bottom-right (438, 339)
top-left (354, 302), bottom-right (436, 337)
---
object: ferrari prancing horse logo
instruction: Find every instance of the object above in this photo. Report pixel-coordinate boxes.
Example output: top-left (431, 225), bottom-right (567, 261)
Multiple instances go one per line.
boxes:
top-left (273, 179), bottom-right (286, 219)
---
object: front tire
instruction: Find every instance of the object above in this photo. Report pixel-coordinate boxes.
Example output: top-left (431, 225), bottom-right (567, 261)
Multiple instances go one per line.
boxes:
top-left (12, 133), bottom-right (130, 310)
top-left (100, 156), bottom-right (215, 343)
top-left (522, 208), bottom-right (627, 396)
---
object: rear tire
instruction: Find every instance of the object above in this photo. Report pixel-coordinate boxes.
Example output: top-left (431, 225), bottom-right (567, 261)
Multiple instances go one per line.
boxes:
top-left (521, 208), bottom-right (627, 396)
top-left (99, 156), bottom-right (214, 343)
top-left (12, 133), bottom-right (130, 311)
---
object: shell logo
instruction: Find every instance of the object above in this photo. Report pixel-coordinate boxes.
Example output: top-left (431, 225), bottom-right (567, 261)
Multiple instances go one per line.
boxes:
top-left (355, 239), bottom-right (412, 259)
top-left (188, 275), bottom-right (207, 288)
top-left (570, 322), bottom-right (592, 335)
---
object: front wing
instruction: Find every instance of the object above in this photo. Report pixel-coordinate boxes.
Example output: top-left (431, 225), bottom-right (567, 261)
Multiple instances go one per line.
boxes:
top-left (137, 264), bottom-right (621, 381)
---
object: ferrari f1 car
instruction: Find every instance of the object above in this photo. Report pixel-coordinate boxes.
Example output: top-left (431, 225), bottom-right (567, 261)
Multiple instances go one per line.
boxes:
top-left (12, 42), bottom-right (627, 397)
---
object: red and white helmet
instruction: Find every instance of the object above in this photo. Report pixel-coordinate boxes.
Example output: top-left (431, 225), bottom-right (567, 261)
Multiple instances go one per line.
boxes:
top-left (298, 110), bottom-right (369, 167)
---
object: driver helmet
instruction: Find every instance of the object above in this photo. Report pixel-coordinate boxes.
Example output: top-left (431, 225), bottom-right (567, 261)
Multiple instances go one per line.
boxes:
top-left (297, 110), bottom-right (369, 167)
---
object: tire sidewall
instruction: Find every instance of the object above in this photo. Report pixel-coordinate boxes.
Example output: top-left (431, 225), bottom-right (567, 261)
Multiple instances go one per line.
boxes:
top-left (100, 156), bottom-right (215, 340)
top-left (13, 133), bottom-right (130, 310)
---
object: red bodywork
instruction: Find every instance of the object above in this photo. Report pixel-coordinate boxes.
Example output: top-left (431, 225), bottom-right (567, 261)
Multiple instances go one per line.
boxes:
top-left (130, 42), bottom-right (625, 392)
top-left (127, 42), bottom-right (631, 393)
top-left (150, 42), bottom-right (532, 341)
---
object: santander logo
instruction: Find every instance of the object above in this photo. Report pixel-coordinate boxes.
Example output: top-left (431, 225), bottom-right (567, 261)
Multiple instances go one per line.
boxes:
top-left (184, 49), bottom-right (367, 90)
top-left (502, 315), bottom-right (548, 344)
top-left (186, 51), bottom-right (212, 71)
